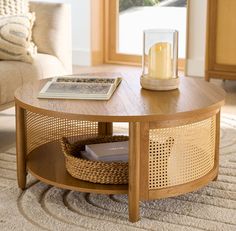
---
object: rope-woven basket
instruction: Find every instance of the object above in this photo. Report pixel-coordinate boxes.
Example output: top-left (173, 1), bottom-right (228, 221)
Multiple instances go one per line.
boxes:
top-left (61, 135), bottom-right (129, 184)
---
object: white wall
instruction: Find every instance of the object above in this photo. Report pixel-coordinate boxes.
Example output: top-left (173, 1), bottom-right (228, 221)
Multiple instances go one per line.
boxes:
top-left (186, 0), bottom-right (208, 77)
top-left (30, 0), bottom-right (91, 66)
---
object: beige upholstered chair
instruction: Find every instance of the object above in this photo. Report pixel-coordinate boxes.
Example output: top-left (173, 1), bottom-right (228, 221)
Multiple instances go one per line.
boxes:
top-left (0, 2), bottom-right (72, 110)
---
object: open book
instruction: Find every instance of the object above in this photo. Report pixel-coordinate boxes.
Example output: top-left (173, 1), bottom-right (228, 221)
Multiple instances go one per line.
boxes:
top-left (38, 76), bottom-right (122, 100)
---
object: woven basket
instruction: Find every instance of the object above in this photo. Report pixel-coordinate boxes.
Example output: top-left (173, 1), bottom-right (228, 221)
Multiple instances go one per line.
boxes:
top-left (61, 136), bottom-right (129, 184)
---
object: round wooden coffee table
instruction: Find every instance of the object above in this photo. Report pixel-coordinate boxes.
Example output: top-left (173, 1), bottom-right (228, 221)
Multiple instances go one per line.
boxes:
top-left (14, 73), bottom-right (225, 222)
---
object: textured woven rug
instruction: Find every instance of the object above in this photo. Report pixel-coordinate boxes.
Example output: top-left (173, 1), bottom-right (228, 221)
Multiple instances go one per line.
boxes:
top-left (0, 115), bottom-right (236, 231)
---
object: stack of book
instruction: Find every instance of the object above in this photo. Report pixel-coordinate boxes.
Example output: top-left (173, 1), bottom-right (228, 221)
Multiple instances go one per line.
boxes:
top-left (80, 141), bottom-right (128, 162)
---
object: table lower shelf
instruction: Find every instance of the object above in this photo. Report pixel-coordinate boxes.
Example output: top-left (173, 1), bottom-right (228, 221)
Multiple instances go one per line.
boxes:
top-left (27, 141), bottom-right (128, 194)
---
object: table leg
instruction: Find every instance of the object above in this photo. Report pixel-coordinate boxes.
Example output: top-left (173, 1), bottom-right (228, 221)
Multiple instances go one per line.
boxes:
top-left (128, 122), bottom-right (141, 222)
top-left (16, 104), bottom-right (27, 189)
top-left (98, 122), bottom-right (113, 136)
top-left (214, 110), bottom-right (221, 181)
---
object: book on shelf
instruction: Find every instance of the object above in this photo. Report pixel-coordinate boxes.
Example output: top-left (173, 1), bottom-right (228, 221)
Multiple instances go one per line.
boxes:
top-left (80, 141), bottom-right (128, 162)
top-left (38, 75), bottom-right (122, 100)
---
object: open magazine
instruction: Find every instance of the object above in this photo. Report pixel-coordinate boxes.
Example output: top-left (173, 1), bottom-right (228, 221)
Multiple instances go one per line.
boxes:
top-left (38, 76), bottom-right (122, 100)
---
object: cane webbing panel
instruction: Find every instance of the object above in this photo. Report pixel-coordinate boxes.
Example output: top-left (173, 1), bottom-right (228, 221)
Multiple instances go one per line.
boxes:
top-left (25, 111), bottom-right (98, 154)
top-left (149, 116), bottom-right (216, 189)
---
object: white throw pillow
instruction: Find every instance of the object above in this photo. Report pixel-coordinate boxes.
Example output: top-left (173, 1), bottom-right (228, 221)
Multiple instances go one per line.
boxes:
top-left (0, 0), bottom-right (29, 15)
top-left (0, 13), bottom-right (37, 63)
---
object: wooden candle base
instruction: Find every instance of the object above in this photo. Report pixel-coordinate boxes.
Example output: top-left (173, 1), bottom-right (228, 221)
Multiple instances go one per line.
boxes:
top-left (140, 75), bottom-right (179, 91)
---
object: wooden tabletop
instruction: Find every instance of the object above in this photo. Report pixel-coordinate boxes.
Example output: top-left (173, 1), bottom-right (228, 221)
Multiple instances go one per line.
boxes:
top-left (14, 73), bottom-right (225, 122)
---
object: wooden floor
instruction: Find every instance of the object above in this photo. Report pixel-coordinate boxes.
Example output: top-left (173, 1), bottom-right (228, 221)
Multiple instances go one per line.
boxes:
top-left (0, 64), bottom-right (236, 152)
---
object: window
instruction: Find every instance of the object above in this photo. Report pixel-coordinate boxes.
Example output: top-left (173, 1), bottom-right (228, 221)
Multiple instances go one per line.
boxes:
top-left (105, 0), bottom-right (187, 69)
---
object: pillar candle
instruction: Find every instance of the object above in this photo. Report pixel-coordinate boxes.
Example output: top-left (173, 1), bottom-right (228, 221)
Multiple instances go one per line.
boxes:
top-left (148, 42), bottom-right (172, 79)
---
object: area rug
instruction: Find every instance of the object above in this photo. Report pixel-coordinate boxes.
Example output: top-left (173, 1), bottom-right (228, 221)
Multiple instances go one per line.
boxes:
top-left (0, 115), bottom-right (236, 231)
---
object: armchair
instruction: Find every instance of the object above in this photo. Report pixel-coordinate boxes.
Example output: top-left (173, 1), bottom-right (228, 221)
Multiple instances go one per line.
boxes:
top-left (0, 2), bottom-right (72, 110)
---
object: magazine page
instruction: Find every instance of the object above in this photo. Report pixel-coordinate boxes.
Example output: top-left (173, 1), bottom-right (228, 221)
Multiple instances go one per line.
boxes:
top-left (42, 82), bottom-right (112, 95)
top-left (55, 77), bottom-right (117, 84)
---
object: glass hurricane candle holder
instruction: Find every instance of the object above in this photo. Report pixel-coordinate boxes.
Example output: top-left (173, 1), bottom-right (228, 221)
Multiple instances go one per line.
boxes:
top-left (140, 29), bottom-right (179, 91)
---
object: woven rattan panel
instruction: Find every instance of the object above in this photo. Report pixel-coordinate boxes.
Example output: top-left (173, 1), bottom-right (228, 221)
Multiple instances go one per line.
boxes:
top-left (149, 116), bottom-right (216, 190)
top-left (25, 111), bottom-right (98, 154)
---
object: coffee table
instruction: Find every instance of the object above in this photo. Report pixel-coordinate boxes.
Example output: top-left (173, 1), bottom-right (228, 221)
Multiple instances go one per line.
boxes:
top-left (14, 73), bottom-right (225, 222)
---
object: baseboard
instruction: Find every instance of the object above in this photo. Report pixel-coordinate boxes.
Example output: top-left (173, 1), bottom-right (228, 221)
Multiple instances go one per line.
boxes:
top-left (0, 102), bottom-right (14, 112)
top-left (185, 59), bottom-right (205, 77)
top-left (72, 49), bottom-right (91, 66)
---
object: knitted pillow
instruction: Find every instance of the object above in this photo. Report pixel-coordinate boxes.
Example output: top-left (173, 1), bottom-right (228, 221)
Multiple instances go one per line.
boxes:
top-left (0, 13), bottom-right (37, 63)
top-left (0, 0), bottom-right (29, 15)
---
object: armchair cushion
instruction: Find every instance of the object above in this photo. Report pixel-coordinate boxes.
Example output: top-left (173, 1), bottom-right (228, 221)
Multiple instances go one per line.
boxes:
top-left (0, 53), bottom-right (66, 105)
